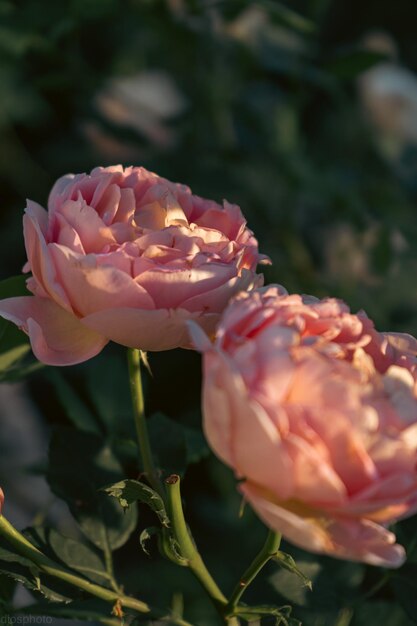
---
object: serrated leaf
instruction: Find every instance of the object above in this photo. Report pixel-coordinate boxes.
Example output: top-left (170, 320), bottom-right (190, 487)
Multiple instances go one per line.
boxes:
top-left (269, 561), bottom-right (321, 607)
top-left (274, 551), bottom-right (313, 590)
top-left (47, 427), bottom-right (138, 551)
top-left (105, 479), bottom-right (169, 527)
top-left (0, 565), bottom-right (73, 603)
top-left (0, 539), bottom-right (77, 603)
top-left (139, 527), bottom-right (158, 556)
top-left (24, 527), bottom-right (110, 587)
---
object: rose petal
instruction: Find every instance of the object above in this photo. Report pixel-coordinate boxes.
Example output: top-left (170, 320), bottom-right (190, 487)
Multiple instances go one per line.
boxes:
top-left (23, 203), bottom-right (72, 310)
top-left (242, 483), bottom-right (406, 568)
top-left (0, 296), bottom-right (107, 365)
top-left (205, 352), bottom-right (294, 499)
top-left (50, 244), bottom-right (155, 315)
top-left (81, 306), bottom-right (219, 352)
top-left (181, 269), bottom-right (256, 314)
top-left (136, 263), bottom-right (238, 309)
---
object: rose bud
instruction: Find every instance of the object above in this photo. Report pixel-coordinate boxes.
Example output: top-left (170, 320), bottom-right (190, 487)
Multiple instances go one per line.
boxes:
top-left (0, 166), bottom-right (267, 365)
top-left (192, 285), bottom-right (417, 567)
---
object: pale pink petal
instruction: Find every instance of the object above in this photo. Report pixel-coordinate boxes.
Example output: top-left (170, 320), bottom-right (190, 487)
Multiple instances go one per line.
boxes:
top-left (58, 200), bottom-right (117, 253)
top-left (49, 244), bottom-right (154, 315)
top-left (97, 183), bottom-right (121, 225)
top-left (334, 473), bottom-right (417, 522)
top-left (385, 332), bottom-right (417, 357)
top-left (187, 321), bottom-right (213, 352)
top-left (181, 269), bottom-right (256, 313)
top-left (205, 352), bottom-right (294, 499)
top-left (200, 351), bottom-right (235, 466)
top-left (48, 173), bottom-right (79, 213)
top-left (0, 297), bottom-right (107, 366)
top-left (136, 263), bottom-right (237, 309)
top-left (305, 408), bottom-right (378, 494)
top-left (23, 205), bottom-right (72, 310)
top-left (285, 435), bottom-right (347, 505)
top-left (54, 213), bottom-right (85, 254)
top-left (241, 482), bottom-right (333, 553)
top-left (81, 307), bottom-right (219, 352)
top-left (242, 483), bottom-right (406, 568)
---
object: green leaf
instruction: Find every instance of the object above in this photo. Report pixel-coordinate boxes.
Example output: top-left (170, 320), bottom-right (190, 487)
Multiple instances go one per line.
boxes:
top-left (24, 527), bottom-right (110, 587)
top-left (104, 479), bottom-right (169, 527)
top-left (235, 603), bottom-right (301, 626)
top-left (269, 560), bottom-right (321, 607)
top-left (0, 544), bottom-right (73, 603)
top-left (46, 369), bottom-right (100, 435)
top-left (85, 353), bottom-right (133, 436)
top-left (148, 413), bottom-right (187, 476)
top-left (184, 427), bottom-right (210, 465)
top-left (139, 527), bottom-right (158, 556)
top-left (47, 427), bottom-right (138, 551)
top-left (17, 599), bottom-right (121, 624)
top-left (274, 551), bottom-right (313, 590)
top-left (0, 542), bottom-right (75, 602)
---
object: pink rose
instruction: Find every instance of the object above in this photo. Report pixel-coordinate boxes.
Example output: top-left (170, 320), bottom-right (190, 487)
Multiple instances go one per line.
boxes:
top-left (192, 285), bottom-right (417, 567)
top-left (0, 488), bottom-right (3, 513)
top-left (0, 166), bottom-right (266, 365)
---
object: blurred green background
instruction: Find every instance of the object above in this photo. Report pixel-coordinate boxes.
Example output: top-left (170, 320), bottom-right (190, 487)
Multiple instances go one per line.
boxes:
top-left (2, 0), bottom-right (417, 330)
top-left (2, 0), bottom-right (417, 624)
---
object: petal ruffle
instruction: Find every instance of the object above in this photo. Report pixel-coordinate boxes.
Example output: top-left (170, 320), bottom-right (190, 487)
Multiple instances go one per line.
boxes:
top-left (241, 482), bottom-right (406, 568)
top-left (49, 244), bottom-right (154, 315)
top-left (0, 296), bottom-right (108, 366)
top-left (23, 202), bottom-right (72, 310)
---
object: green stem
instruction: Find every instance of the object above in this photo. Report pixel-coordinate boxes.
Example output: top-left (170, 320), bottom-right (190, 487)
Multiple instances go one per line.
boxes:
top-left (0, 516), bottom-right (150, 614)
top-left (165, 475), bottom-right (227, 610)
top-left (127, 348), bottom-right (163, 496)
top-left (226, 529), bottom-right (281, 615)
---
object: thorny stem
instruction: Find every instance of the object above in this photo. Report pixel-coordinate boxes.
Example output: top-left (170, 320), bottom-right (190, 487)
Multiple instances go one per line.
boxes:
top-left (165, 475), bottom-right (228, 609)
top-left (127, 348), bottom-right (164, 497)
top-left (226, 529), bottom-right (282, 615)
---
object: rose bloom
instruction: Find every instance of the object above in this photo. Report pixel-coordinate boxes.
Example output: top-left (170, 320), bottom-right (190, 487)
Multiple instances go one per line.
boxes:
top-left (0, 166), bottom-right (266, 365)
top-left (192, 285), bottom-right (417, 567)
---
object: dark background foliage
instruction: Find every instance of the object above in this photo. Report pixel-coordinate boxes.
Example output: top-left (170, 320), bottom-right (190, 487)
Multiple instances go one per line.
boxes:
top-left (2, 0), bottom-right (417, 624)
